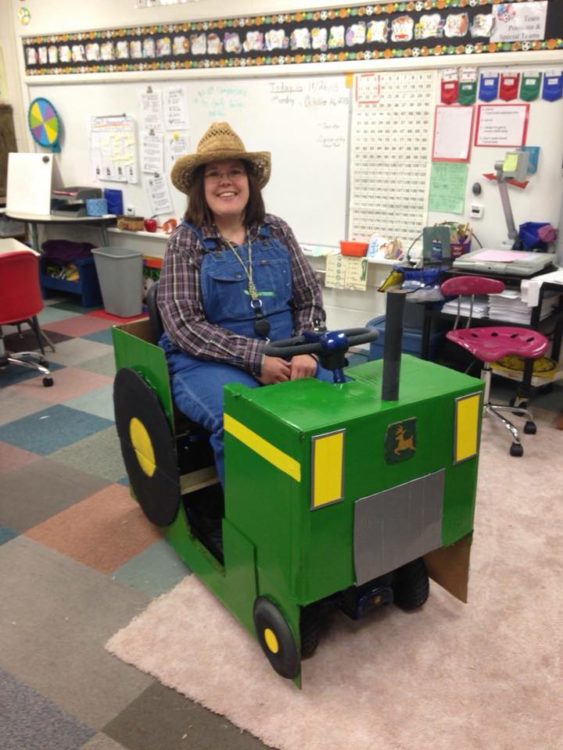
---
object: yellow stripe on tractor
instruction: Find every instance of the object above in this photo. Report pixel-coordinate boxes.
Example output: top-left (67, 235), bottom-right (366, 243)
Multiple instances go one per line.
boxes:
top-left (224, 414), bottom-right (301, 482)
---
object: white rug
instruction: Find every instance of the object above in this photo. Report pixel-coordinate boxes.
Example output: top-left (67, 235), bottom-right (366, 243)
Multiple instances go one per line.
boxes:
top-left (107, 410), bottom-right (563, 750)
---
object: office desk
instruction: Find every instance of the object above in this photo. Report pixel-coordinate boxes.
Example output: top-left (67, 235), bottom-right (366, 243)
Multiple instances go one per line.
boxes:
top-left (4, 211), bottom-right (117, 252)
top-left (421, 265), bottom-right (563, 401)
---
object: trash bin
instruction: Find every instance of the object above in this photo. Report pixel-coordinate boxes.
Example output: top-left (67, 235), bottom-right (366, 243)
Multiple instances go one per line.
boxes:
top-left (91, 246), bottom-right (143, 317)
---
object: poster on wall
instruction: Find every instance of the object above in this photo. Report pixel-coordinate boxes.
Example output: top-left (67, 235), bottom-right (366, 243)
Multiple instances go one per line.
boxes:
top-left (90, 115), bottom-right (139, 183)
top-left (432, 105), bottom-right (474, 162)
top-left (474, 103), bottom-right (529, 147)
top-left (491, 1), bottom-right (548, 44)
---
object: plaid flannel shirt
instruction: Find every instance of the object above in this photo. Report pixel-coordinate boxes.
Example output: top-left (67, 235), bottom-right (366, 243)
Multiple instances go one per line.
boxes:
top-left (158, 214), bottom-right (326, 376)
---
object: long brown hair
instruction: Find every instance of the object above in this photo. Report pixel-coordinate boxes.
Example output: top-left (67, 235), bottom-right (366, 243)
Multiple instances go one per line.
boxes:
top-left (184, 160), bottom-right (266, 228)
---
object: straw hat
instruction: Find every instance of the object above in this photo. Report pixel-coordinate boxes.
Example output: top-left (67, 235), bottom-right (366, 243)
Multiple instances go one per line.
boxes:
top-left (171, 121), bottom-right (271, 193)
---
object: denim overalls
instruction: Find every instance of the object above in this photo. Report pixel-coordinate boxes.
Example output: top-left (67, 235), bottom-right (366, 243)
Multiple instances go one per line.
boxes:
top-left (160, 221), bottom-right (331, 485)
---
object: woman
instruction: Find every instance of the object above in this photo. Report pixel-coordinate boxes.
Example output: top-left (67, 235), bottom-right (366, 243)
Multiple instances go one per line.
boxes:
top-left (158, 121), bottom-right (330, 485)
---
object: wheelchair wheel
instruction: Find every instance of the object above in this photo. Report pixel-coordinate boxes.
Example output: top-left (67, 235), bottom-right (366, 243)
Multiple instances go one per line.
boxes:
top-left (254, 597), bottom-right (300, 679)
top-left (393, 557), bottom-right (429, 611)
top-left (114, 367), bottom-right (180, 526)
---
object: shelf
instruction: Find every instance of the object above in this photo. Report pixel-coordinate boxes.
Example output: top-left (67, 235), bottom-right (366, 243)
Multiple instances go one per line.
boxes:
top-left (491, 361), bottom-right (563, 387)
top-left (40, 256), bottom-right (102, 307)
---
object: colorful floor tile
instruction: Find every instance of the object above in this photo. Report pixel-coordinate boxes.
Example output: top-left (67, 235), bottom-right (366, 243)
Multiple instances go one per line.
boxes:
top-left (0, 404), bottom-right (113, 454)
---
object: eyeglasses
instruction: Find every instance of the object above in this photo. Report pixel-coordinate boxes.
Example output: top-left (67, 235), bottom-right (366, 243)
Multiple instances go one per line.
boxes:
top-left (204, 167), bottom-right (247, 183)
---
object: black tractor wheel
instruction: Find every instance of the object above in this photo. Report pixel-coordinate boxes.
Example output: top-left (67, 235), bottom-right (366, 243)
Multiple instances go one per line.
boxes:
top-left (393, 557), bottom-right (429, 611)
top-left (114, 367), bottom-right (180, 526)
top-left (254, 598), bottom-right (300, 679)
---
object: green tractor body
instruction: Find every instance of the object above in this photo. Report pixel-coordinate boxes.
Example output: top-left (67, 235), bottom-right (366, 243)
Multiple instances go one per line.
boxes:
top-left (113, 318), bottom-right (483, 684)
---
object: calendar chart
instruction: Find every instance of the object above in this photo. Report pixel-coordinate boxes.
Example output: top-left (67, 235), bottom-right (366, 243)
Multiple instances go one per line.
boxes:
top-left (349, 70), bottom-right (436, 247)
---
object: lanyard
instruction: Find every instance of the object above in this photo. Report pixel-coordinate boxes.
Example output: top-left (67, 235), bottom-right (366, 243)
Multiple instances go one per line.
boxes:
top-left (223, 237), bottom-right (259, 307)
top-left (223, 237), bottom-right (270, 338)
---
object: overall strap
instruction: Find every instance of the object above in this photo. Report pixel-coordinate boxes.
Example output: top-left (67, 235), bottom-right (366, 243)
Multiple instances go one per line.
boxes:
top-left (181, 220), bottom-right (220, 252)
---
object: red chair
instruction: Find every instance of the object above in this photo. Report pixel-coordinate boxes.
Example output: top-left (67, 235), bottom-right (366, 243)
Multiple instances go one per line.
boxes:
top-left (440, 275), bottom-right (548, 457)
top-left (0, 249), bottom-right (53, 387)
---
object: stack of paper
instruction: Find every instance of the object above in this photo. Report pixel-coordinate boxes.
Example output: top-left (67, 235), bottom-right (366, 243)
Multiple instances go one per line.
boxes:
top-left (441, 296), bottom-right (489, 319)
top-left (488, 290), bottom-right (559, 324)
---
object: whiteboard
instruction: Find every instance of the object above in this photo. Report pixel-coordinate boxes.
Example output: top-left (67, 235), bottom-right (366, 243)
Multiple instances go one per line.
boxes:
top-left (27, 75), bottom-right (351, 246)
top-left (6, 152), bottom-right (53, 215)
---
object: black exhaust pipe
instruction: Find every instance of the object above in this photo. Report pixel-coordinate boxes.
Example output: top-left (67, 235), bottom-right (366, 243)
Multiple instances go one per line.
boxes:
top-left (381, 289), bottom-right (407, 401)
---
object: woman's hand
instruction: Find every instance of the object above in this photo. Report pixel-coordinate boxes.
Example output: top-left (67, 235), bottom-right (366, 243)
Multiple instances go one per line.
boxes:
top-left (257, 355), bottom-right (291, 385)
top-left (290, 354), bottom-right (318, 381)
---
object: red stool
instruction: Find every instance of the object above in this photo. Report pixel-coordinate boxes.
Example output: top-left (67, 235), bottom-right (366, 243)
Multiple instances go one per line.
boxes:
top-left (441, 275), bottom-right (549, 457)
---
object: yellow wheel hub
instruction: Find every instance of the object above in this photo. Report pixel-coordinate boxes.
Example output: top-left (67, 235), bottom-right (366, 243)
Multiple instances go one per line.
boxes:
top-left (264, 628), bottom-right (279, 654)
top-left (129, 417), bottom-right (156, 477)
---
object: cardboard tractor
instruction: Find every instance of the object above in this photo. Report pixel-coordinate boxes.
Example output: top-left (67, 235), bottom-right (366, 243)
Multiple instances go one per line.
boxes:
top-left (112, 289), bottom-right (484, 685)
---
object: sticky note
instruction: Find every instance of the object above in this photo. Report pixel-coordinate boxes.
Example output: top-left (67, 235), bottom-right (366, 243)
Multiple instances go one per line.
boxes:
top-left (503, 153), bottom-right (518, 173)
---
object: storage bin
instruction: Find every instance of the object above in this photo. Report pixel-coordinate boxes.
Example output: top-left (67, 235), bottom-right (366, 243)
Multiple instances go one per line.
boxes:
top-left (40, 255), bottom-right (102, 308)
top-left (92, 246), bottom-right (143, 317)
top-left (366, 315), bottom-right (443, 361)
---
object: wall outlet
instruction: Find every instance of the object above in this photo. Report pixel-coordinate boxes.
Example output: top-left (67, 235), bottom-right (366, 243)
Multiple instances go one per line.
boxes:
top-left (125, 205), bottom-right (135, 216)
top-left (470, 203), bottom-right (484, 219)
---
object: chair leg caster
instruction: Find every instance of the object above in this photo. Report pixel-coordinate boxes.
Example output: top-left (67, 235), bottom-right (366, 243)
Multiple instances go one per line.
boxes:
top-left (42, 376), bottom-right (54, 387)
top-left (510, 443), bottom-right (524, 457)
top-left (523, 421), bottom-right (537, 435)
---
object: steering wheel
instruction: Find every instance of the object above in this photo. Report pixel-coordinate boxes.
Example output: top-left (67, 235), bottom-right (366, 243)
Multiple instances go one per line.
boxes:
top-left (264, 327), bottom-right (378, 383)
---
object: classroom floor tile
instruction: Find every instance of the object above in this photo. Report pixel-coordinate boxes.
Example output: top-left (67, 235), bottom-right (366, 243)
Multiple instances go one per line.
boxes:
top-left (0, 441), bottom-right (41, 473)
top-left (10, 366), bottom-right (112, 404)
top-left (0, 536), bottom-right (152, 730)
top-left (83, 328), bottom-right (115, 345)
top-left (38, 305), bottom-right (84, 323)
top-left (25, 483), bottom-right (161, 574)
top-left (43, 338), bottom-right (114, 367)
top-left (49, 426), bottom-right (125, 482)
top-left (0, 527), bottom-right (19, 546)
top-left (0, 457), bottom-right (110, 532)
top-left (0, 391), bottom-right (49, 426)
top-left (3, 326), bottom-right (71, 352)
top-left (0, 404), bottom-right (114, 455)
top-left (79, 352), bottom-right (117, 378)
top-left (112, 539), bottom-right (189, 598)
top-left (0, 668), bottom-right (95, 750)
top-left (103, 681), bottom-right (267, 750)
top-left (81, 733), bottom-right (129, 750)
top-left (62, 383), bottom-right (116, 420)
top-left (0, 360), bottom-right (64, 387)
top-left (42, 315), bottom-right (114, 338)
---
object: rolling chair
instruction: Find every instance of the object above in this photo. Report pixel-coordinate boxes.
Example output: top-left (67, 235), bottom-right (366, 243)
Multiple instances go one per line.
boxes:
top-left (440, 275), bottom-right (549, 457)
top-left (0, 249), bottom-right (53, 387)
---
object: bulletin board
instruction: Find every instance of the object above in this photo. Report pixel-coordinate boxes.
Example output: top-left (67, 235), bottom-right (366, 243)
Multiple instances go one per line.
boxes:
top-left (27, 75), bottom-right (351, 246)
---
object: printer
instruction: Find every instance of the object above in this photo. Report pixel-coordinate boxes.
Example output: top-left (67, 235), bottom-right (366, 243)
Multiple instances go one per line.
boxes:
top-left (51, 187), bottom-right (102, 217)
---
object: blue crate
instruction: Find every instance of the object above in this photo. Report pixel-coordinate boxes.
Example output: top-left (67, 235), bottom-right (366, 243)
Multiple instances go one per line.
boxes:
top-left (40, 255), bottom-right (102, 308)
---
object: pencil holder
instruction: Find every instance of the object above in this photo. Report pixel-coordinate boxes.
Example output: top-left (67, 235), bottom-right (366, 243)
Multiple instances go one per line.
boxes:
top-left (450, 240), bottom-right (471, 258)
